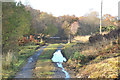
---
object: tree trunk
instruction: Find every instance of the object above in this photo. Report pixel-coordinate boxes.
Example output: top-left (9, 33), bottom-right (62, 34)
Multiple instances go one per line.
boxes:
top-left (69, 34), bottom-right (72, 43)
top-left (118, 37), bottom-right (120, 44)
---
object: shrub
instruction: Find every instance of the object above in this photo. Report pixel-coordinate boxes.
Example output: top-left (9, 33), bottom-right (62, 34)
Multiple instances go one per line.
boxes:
top-left (73, 51), bottom-right (85, 61)
top-left (102, 25), bottom-right (116, 32)
top-left (73, 51), bottom-right (80, 59)
top-left (89, 34), bottom-right (103, 43)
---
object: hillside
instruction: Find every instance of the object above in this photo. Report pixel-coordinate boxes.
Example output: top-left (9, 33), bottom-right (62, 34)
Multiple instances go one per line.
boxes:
top-left (63, 28), bottom-right (120, 78)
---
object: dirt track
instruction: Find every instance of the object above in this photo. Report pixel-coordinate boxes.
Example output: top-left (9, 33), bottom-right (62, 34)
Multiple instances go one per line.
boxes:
top-left (15, 45), bottom-right (48, 78)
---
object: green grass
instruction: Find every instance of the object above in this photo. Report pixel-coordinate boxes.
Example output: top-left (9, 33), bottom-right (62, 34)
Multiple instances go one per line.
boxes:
top-left (33, 43), bottom-right (61, 78)
top-left (39, 44), bottom-right (60, 59)
top-left (62, 42), bottom-right (77, 59)
top-left (2, 44), bottom-right (39, 78)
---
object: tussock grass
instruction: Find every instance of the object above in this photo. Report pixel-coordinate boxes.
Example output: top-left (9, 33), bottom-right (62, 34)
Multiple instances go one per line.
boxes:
top-left (2, 45), bottom-right (39, 78)
top-left (2, 51), bottom-right (18, 70)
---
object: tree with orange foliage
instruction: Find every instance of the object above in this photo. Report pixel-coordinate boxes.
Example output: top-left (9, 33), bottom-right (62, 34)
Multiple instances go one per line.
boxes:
top-left (102, 14), bottom-right (117, 32)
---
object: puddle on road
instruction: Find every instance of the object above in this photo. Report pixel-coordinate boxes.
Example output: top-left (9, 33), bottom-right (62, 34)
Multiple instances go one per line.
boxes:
top-left (51, 50), bottom-right (70, 78)
top-left (28, 57), bottom-right (33, 63)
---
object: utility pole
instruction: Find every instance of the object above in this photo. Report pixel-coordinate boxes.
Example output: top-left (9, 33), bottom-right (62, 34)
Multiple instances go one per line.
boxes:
top-left (118, 1), bottom-right (120, 44)
top-left (100, 0), bottom-right (103, 34)
top-left (25, 0), bottom-right (30, 6)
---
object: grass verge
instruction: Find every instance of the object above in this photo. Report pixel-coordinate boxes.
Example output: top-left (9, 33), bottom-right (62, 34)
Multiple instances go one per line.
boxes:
top-left (33, 43), bottom-right (60, 78)
top-left (2, 44), bottom-right (39, 78)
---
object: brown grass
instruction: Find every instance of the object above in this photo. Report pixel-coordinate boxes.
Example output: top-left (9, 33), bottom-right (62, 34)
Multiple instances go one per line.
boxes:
top-left (77, 56), bottom-right (119, 78)
top-left (33, 59), bottom-right (55, 78)
top-left (63, 37), bottom-right (120, 78)
top-left (73, 35), bottom-right (90, 43)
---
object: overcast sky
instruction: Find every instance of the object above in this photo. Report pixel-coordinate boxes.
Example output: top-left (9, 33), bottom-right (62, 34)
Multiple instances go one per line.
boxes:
top-left (15, 0), bottom-right (120, 17)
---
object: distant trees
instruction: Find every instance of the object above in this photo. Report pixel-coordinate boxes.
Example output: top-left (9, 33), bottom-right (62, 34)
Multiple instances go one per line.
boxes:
top-left (62, 21), bottom-right (70, 36)
top-left (71, 22), bottom-right (79, 35)
top-left (76, 12), bottom-right (118, 35)
top-left (77, 11), bottom-right (100, 35)
top-left (25, 10), bottom-right (79, 42)
top-left (102, 14), bottom-right (117, 32)
top-left (3, 1), bottom-right (118, 53)
top-left (61, 16), bottom-right (79, 36)
top-left (58, 15), bottom-right (78, 42)
top-left (2, 2), bottom-right (32, 53)
top-left (25, 9), bottom-right (118, 42)
top-left (25, 7), bottom-right (58, 41)
top-left (38, 13), bottom-right (58, 37)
